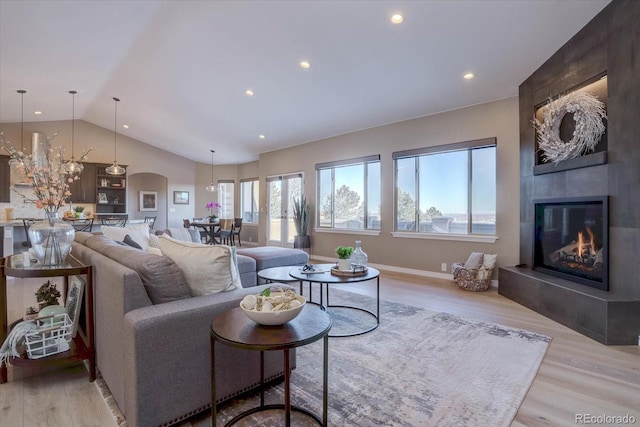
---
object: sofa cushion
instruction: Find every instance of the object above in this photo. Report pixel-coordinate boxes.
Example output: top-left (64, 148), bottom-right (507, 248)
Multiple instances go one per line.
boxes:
top-left (161, 228), bottom-right (201, 243)
top-left (83, 234), bottom-right (192, 304)
top-left (236, 254), bottom-right (256, 275)
top-left (101, 223), bottom-right (151, 251)
top-left (483, 253), bottom-right (498, 270)
top-left (237, 247), bottom-right (309, 271)
top-left (463, 252), bottom-right (484, 270)
top-left (158, 236), bottom-right (242, 296)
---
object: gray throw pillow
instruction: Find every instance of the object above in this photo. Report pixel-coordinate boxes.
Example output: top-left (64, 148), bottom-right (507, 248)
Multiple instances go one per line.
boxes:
top-left (463, 252), bottom-right (484, 270)
top-left (123, 234), bottom-right (143, 250)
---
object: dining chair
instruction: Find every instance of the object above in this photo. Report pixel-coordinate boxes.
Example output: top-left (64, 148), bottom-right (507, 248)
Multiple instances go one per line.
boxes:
top-left (144, 216), bottom-right (157, 230)
top-left (183, 219), bottom-right (191, 228)
top-left (216, 219), bottom-right (233, 245)
top-left (22, 218), bottom-right (38, 247)
top-left (101, 216), bottom-right (128, 227)
top-left (231, 218), bottom-right (243, 246)
top-left (72, 218), bottom-right (94, 232)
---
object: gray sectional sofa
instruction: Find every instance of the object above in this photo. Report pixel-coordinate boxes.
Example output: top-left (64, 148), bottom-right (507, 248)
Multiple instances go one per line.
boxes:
top-left (72, 231), bottom-right (307, 426)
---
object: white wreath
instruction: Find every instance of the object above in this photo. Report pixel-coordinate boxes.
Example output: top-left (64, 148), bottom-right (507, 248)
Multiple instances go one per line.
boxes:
top-left (534, 91), bottom-right (606, 164)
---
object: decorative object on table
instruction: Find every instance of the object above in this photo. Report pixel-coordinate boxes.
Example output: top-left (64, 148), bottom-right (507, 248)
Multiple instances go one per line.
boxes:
top-left (349, 240), bottom-right (368, 269)
top-left (4, 207), bottom-right (13, 221)
top-left (74, 206), bottom-right (85, 218)
top-left (292, 195), bottom-right (311, 250)
top-left (97, 192), bottom-right (108, 203)
top-left (335, 245), bottom-right (354, 271)
top-left (66, 276), bottom-right (85, 338)
top-left (240, 287), bottom-right (306, 325)
top-left (24, 307), bottom-right (38, 321)
top-left (105, 97), bottom-right (126, 175)
top-left (205, 149), bottom-right (218, 192)
top-left (206, 201), bottom-right (221, 222)
top-left (139, 191), bottom-right (158, 211)
top-left (35, 280), bottom-right (61, 309)
top-left (1, 105), bottom-right (92, 265)
top-left (452, 252), bottom-right (497, 291)
top-left (173, 190), bottom-right (189, 205)
top-left (331, 265), bottom-right (368, 277)
top-left (534, 91), bottom-right (607, 164)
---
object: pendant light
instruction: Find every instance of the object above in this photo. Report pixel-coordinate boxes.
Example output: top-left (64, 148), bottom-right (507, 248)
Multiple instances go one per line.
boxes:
top-left (8, 90), bottom-right (27, 167)
top-left (65, 90), bottom-right (84, 174)
top-left (205, 149), bottom-right (218, 192)
top-left (106, 97), bottom-right (125, 175)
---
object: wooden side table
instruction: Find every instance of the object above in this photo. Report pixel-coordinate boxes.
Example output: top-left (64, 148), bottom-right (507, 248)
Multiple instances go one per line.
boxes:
top-left (211, 304), bottom-right (332, 426)
top-left (0, 254), bottom-right (95, 384)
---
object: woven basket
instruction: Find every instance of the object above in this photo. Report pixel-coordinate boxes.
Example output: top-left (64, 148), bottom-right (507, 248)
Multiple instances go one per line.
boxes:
top-left (452, 262), bottom-right (492, 292)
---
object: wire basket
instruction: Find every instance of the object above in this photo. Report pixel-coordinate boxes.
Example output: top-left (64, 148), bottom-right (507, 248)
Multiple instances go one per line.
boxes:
top-left (25, 313), bottom-right (73, 359)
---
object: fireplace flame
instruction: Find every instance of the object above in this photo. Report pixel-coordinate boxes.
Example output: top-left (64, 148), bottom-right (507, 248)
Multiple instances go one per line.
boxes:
top-left (587, 227), bottom-right (596, 254)
top-left (577, 231), bottom-right (584, 258)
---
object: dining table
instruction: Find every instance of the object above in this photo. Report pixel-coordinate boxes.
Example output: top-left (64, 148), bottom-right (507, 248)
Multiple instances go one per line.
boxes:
top-left (190, 221), bottom-right (220, 244)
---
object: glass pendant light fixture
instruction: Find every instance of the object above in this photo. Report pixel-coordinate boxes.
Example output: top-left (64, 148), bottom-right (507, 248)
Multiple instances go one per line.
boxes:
top-left (65, 90), bottom-right (84, 174)
top-left (8, 90), bottom-right (27, 167)
top-left (205, 149), bottom-right (218, 192)
top-left (106, 96), bottom-right (125, 175)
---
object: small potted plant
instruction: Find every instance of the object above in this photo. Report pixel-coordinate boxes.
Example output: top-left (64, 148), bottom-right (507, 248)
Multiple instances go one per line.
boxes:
top-left (206, 202), bottom-right (221, 222)
top-left (292, 196), bottom-right (311, 250)
top-left (74, 206), bottom-right (85, 218)
top-left (35, 280), bottom-right (61, 309)
top-left (335, 246), bottom-right (354, 271)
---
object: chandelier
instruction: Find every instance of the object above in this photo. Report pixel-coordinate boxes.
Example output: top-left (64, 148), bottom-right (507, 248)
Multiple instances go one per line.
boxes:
top-left (106, 97), bottom-right (126, 175)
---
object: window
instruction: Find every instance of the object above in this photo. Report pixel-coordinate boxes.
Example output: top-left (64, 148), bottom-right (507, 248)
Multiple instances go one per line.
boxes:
top-left (393, 138), bottom-right (496, 235)
top-left (240, 179), bottom-right (259, 223)
top-left (217, 180), bottom-right (235, 219)
top-left (316, 155), bottom-right (381, 230)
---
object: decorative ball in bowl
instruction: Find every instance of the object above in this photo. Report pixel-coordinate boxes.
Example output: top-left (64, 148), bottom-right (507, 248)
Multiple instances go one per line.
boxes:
top-left (240, 288), bottom-right (306, 326)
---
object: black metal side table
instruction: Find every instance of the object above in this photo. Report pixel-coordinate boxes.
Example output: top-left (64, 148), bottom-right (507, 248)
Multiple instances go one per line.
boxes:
top-left (211, 304), bottom-right (332, 426)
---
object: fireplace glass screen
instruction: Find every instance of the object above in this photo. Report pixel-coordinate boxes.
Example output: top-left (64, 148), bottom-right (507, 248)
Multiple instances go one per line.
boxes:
top-left (533, 197), bottom-right (608, 291)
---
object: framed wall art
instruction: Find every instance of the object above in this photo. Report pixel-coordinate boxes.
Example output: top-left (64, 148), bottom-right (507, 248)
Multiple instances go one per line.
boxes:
top-left (173, 191), bottom-right (189, 205)
top-left (140, 191), bottom-right (158, 211)
top-left (66, 275), bottom-right (85, 338)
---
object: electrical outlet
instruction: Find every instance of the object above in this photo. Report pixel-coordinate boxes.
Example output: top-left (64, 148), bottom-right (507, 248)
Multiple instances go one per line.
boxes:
top-left (441, 263), bottom-right (447, 272)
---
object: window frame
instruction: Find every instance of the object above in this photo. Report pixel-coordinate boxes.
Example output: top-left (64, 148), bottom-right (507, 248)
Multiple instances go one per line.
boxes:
top-left (240, 178), bottom-right (259, 224)
top-left (392, 138), bottom-right (497, 242)
top-left (217, 179), bottom-right (235, 219)
top-left (315, 155), bottom-right (381, 234)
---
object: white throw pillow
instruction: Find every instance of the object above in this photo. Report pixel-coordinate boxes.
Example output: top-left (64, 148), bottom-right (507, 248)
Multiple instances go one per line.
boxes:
top-left (483, 253), bottom-right (498, 270)
top-left (102, 223), bottom-right (150, 251)
top-left (158, 236), bottom-right (241, 296)
top-left (463, 252), bottom-right (484, 270)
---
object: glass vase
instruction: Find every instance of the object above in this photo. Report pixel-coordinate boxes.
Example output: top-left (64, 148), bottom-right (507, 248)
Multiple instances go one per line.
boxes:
top-left (349, 240), bottom-right (368, 269)
top-left (28, 211), bottom-right (75, 266)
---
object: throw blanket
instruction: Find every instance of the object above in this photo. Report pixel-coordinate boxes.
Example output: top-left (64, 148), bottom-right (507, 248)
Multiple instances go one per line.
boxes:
top-left (0, 320), bottom-right (37, 366)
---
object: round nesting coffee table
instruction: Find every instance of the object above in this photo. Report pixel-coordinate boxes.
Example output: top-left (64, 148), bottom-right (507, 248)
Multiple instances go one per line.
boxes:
top-left (289, 263), bottom-right (380, 338)
top-left (257, 266), bottom-right (300, 284)
top-left (211, 304), bottom-right (332, 426)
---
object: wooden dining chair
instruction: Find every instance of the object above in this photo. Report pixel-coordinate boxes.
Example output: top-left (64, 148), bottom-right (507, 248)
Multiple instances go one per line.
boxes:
top-left (101, 216), bottom-right (128, 227)
top-left (231, 218), bottom-right (243, 246)
top-left (144, 216), bottom-right (157, 230)
top-left (216, 219), bottom-right (233, 245)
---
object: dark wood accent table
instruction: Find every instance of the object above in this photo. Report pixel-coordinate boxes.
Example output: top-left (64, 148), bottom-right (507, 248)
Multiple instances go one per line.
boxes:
top-left (191, 221), bottom-right (221, 245)
top-left (211, 305), bottom-right (332, 426)
top-left (0, 254), bottom-right (95, 384)
top-left (289, 263), bottom-right (380, 338)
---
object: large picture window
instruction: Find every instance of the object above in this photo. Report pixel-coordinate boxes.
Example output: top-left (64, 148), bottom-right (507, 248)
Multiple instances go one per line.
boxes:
top-left (393, 138), bottom-right (496, 235)
top-left (240, 179), bottom-right (259, 223)
top-left (316, 155), bottom-right (381, 230)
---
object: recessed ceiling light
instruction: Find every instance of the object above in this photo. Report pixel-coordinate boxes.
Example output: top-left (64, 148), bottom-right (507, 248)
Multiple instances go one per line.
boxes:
top-left (258, 134), bottom-right (265, 139)
top-left (464, 73), bottom-right (474, 80)
top-left (245, 89), bottom-right (254, 96)
top-left (300, 61), bottom-right (311, 69)
top-left (122, 124), bottom-right (129, 129)
top-left (34, 111), bottom-right (42, 115)
top-left (391, 14), bottom-right (403, 24)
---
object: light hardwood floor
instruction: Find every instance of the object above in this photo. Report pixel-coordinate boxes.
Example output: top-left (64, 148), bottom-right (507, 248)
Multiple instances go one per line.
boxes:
top-left (2, 271), bottom-right (639, 426)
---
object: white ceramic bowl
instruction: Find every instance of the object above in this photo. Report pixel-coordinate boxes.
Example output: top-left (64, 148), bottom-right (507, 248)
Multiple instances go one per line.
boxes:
top-left (240, 294), bottom-right (306, 326)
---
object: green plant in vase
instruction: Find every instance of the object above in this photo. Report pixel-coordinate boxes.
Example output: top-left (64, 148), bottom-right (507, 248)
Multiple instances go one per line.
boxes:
top-left (74, 206), bottom-right (85, 218)
top-left (335, 246), bottom-right (354, 271)
top-left (292, 195), bottom-right (311, 250)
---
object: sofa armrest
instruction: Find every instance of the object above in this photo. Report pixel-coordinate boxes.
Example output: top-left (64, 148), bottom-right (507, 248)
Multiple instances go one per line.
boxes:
top-left (122, 284), bottom-right (294, 426)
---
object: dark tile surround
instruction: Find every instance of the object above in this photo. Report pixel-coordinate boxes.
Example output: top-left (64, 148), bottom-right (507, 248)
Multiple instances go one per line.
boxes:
top-left (499, 0), bottom-right (640, 345)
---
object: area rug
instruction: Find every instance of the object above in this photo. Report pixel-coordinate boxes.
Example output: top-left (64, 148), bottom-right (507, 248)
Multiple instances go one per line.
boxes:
top-left (99, 290), bottom-right (551, 426)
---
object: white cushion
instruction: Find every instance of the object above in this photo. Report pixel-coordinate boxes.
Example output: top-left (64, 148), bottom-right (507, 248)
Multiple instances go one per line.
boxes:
top-left (158, 236), bottom-right (241, 296)
top-left (463, 252), bottom-right (484, 270)
top-left (148, 233), bottom-right (161, 249)
top-left (483, 253), bottom-right (498, 270)
top-left (101, 223), bottom-right (150, 251)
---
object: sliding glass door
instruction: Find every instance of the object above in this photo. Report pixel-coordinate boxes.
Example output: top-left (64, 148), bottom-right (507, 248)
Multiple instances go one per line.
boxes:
top-left (266, 173), bottom-right (302, 247)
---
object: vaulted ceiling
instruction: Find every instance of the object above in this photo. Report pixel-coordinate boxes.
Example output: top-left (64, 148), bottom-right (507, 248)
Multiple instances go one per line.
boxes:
top-left (0, 0), bottom-right (610, 164)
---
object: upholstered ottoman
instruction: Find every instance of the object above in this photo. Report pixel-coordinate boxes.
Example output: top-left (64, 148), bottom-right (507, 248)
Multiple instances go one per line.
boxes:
top-left (237, 246), bottom-right (309, 283)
